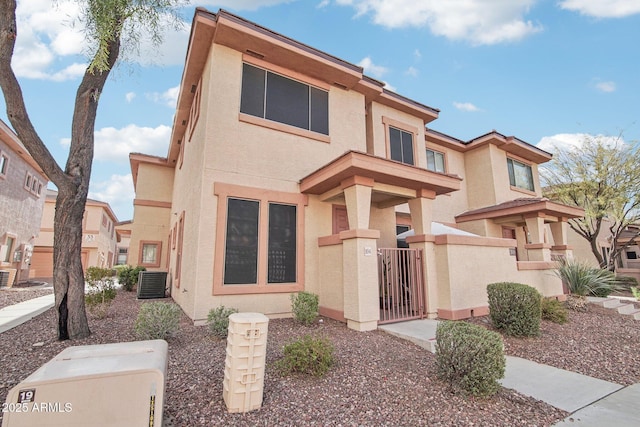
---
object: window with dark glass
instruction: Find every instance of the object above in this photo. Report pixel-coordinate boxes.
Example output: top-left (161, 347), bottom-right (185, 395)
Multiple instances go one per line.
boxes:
top-left (426, 149), bottom-right (445, 173)
top-left (507, 158), bottom-right (534, 191)
top-left (268, 203), bottom-right (297, 283)
top-left (389, 126), bottom-right (414, 165)
top-left (240, 63), bottom-right (329, 135)
top-left (224, 198), bottom-right (260, 285)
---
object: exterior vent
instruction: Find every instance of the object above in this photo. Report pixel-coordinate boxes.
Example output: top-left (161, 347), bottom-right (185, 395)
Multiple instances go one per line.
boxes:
top-left (137, 271), bottom-right (168, 299)
top-left (0, 270), bottom-right (9, 287)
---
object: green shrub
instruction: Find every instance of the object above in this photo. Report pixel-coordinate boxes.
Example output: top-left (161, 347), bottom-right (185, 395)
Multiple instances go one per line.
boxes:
top-left (291, 291), bottom-right (319, 325)
top-left (116, 265), bottom-right (146, 292)
top-left (541, 297), bottom-right (568, 324)
top-left (487, 282), bottom-right (542, 337)
top-left (631, 286), bottom-right (640, 301)
top-left (617, 276), bottom-right (639, 291)
top-left (435, 321), bottom-right (505, 397)
top-left (276, 335), bottom-right (334, 377)
top-left (206, 306), bottom-right (239, 338)
top-left (85, 267), bottom-right (117, 318)
top-left (134, 302), bottom-right (181, 340)
top-left (554, 258), bottom-right (624, 297)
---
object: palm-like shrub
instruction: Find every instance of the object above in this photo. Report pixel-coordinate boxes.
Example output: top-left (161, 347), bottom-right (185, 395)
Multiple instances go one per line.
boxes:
top-left (554, 258), bottom-right (623, 297)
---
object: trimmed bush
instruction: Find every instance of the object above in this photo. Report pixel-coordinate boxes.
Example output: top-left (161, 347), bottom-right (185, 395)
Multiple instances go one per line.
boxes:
top-left (206, 306), bottom-right (239, 338)
top-left (631, 286), bottom-right (640, 301)
top-left (276, 335), bottom-right (334, 377)
top-left (85, 266), bottom-right (117, 318)
top-left (435, 321), bottom-right (505, 397)
top-left (487, 282), bottom-right (542, 337)
top-left (134, 302), bottom-right (181, 340)
top-left (291, 291), bottom-right (319, 325)
top-left (541, 297), bottom-right (568, 324)
top-left (554, 258), bottom-right (623, 297)
top-left (116, 265), bottom-right (146, 292)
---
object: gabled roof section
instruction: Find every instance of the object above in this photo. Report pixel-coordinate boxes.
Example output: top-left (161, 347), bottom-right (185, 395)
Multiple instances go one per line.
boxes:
top-left (0, 119), bottom-right (47, 177)
top-left (167, 8), bottom-right (440, 165)
top-left (129, 153), bottom-right (171, 191)
top-left (426, 128), bottom-right (552, 164)
top-left (455, 197), bottom-right (584, 223)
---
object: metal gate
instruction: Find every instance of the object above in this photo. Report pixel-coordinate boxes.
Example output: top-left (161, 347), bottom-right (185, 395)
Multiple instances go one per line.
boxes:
top-left (377, 248), bottom-right (425, 324)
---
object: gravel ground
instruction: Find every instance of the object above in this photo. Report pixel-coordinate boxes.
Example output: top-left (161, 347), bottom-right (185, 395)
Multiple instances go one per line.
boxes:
top-left (0, 288), bottom-right (638, 426)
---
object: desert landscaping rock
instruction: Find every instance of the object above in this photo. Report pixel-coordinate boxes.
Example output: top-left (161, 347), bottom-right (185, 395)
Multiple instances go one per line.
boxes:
top-left (1, 288), bottom-right (638, 426)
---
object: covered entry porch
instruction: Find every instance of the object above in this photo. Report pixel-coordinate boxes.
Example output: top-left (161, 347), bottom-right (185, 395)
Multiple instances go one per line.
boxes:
top-left (300, 151), bottom-right (462, 331)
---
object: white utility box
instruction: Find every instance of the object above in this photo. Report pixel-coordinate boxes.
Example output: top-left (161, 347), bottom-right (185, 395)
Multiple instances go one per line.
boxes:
top-left (2, 340), bottom-right (168, 427)
top-left (223, 312), bottom-right (269, 413)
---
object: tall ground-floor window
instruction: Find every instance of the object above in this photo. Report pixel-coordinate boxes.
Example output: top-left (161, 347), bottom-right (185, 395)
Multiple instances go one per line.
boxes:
top-left (213, 183), bottom-right (307, 295)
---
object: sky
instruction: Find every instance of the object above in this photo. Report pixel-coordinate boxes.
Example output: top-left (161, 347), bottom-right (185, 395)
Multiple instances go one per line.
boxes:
top-left (1, 0), bottom-right (639, 221)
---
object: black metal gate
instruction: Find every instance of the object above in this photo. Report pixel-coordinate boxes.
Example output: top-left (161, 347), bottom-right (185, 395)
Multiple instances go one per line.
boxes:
top-left (377, 248), bottom-right (425, 324)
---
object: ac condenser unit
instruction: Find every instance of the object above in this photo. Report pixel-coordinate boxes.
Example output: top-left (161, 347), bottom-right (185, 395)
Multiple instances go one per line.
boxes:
top-left (137, 271), bottom-right (168, 299)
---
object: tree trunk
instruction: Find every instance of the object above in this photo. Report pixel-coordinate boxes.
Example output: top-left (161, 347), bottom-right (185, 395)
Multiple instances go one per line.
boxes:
top-left (53, 187), bottom-right (90, 340)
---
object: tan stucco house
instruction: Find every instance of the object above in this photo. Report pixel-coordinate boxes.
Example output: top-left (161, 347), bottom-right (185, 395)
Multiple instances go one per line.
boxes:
top-left (129, 9), bottom-right (585, 331)
top-left (31, 190), bottom-right (119, 278)
top-left (0, 119), bottom-right (48, 286)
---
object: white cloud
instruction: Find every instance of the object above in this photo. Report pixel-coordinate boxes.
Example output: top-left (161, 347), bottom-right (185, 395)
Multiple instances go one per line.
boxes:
top-left (594, 80), bottom-right (616, 92)
top-left (335, 0), bottom-right (542, 45)
top-left (453, 101), bottom-right (481, 112)
top-left (89, 174), bottom-right (135, 221)
top-left (536, 133), bottom-right (624, 153)
top-left (559, 0), bottom-right (640, 18)
top-left (13, 0), bottom-right (190, 80)
top-left (405, 66), bottom-right (418, 77)
top-left (146, 86), bottom-right (180, 108)
top-left (358, 56), bottom-right (389, 78)
top-left (125, 92), bottom-right (136, 103)
top-left (62, 124), bottom-right (171, 163)
top-left (414, 49), bottom-right (422, 60)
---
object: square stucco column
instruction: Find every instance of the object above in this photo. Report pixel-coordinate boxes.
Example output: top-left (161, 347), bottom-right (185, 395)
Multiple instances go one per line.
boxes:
top-left (340, 230), bottom-right (381, 331)
top-left (524, 214), bottom-right (551, 261)
top-left (407, 191), bottom-right (438, 318)
top-left (549, 219), bottom-right (573, 259)
top-left (342, 177), bottom-right (374, 229)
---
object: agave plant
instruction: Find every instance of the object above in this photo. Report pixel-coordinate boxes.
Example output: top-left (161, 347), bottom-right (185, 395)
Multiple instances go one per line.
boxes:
top-left (554, 258), bottom-right (624, 297)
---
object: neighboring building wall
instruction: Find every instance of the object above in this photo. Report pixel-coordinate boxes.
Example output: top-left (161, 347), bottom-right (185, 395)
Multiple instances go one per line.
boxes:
top-left (32, 190), bottom-right (119, 277)
top-left (129, 157), bottom-right (173, 273)
top-left (0, 120), bottom-right (47, 285)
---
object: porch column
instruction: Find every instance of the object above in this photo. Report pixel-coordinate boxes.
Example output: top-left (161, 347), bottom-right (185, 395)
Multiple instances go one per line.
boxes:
top-left (407, 190), bottom-right (439, 319)
top-left (524, 214), bottom-right (551, 262)
top-left (549, 218), bottom-right (573, 259)
top-left (341, 177), bottom-right (379, 331)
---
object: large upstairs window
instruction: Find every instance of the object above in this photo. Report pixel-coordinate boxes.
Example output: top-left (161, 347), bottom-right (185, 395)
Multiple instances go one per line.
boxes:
top-left (389, 126), bottom-right (414, 165)
top-left (240, 63), bottom-right (329, 135)
top-left (507, 158), bottom-right (534, 192)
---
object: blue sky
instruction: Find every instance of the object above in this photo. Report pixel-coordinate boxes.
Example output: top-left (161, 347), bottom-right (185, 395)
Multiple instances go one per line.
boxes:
top-left (1, 0), bottom-right (639, 221)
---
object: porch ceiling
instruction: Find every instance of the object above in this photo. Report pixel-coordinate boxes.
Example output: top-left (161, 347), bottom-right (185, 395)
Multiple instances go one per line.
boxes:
top-left (455, 197), bottom-right (584, 224)
top-left (299, 151), bottom-right (462, 203)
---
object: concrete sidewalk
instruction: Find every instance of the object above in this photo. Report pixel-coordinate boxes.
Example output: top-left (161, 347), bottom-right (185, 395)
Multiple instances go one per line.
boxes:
top-left (379, 319), bottom-right (640, 426)
top-left (0, 293), bottom-right (55, 333)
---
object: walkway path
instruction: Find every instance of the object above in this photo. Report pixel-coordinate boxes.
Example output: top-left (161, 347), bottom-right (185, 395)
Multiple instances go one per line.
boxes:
top-left (0, 293), bottom-right (55, 333)
top-left (379, 318), bottom-right (640, 426)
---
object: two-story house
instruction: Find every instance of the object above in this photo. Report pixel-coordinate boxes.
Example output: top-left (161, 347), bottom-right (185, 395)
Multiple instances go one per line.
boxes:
top-left (0, 119), bottom-right (48, 286)
top-left (129, 9), bottom-right (583, 331)
top-left (31, 190), bottom-right (119, 278)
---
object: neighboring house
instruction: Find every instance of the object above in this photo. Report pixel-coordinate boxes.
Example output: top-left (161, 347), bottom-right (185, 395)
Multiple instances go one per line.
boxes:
top-left (114, 220), bottom-right (133, 266)
top-left (0, 119), bottom-right (48, 286)
top-left (129, 9), bottom-right (584, 331)
top-left (614, 224), bottom-right (640, 282)
top-left (31, 190), bottom-right (119, 278)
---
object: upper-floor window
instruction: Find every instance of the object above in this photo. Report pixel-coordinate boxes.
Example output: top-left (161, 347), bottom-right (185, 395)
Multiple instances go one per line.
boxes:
top-left (507, 158), bottom-right (534, 192)
top-left (426, 149), bottom-right (445, 173)
top-left (240, 63), bottom-right (329, 135)
top-left (389, 126), bottom-right (414, 165)
top-left (0, 151), bottom-right (8, 178)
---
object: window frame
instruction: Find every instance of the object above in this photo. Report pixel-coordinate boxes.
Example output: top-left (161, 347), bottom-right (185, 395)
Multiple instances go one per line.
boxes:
top-left (138, 240), bottom-right (162, 268)
top-left (2, 234), bottom-right (16, 263)
top-left (213, 183), bottom-right (307, 295)
top-left (507, 157), bottom-right (535, 192)
top-left (382, 116), bottom-right (418, 167)
top-left (0, 151), bottom-right (8, 179)
top-left (426, 148), bottom-right (446, 173)
top-left (239, 57), bottom-right (331, 143)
